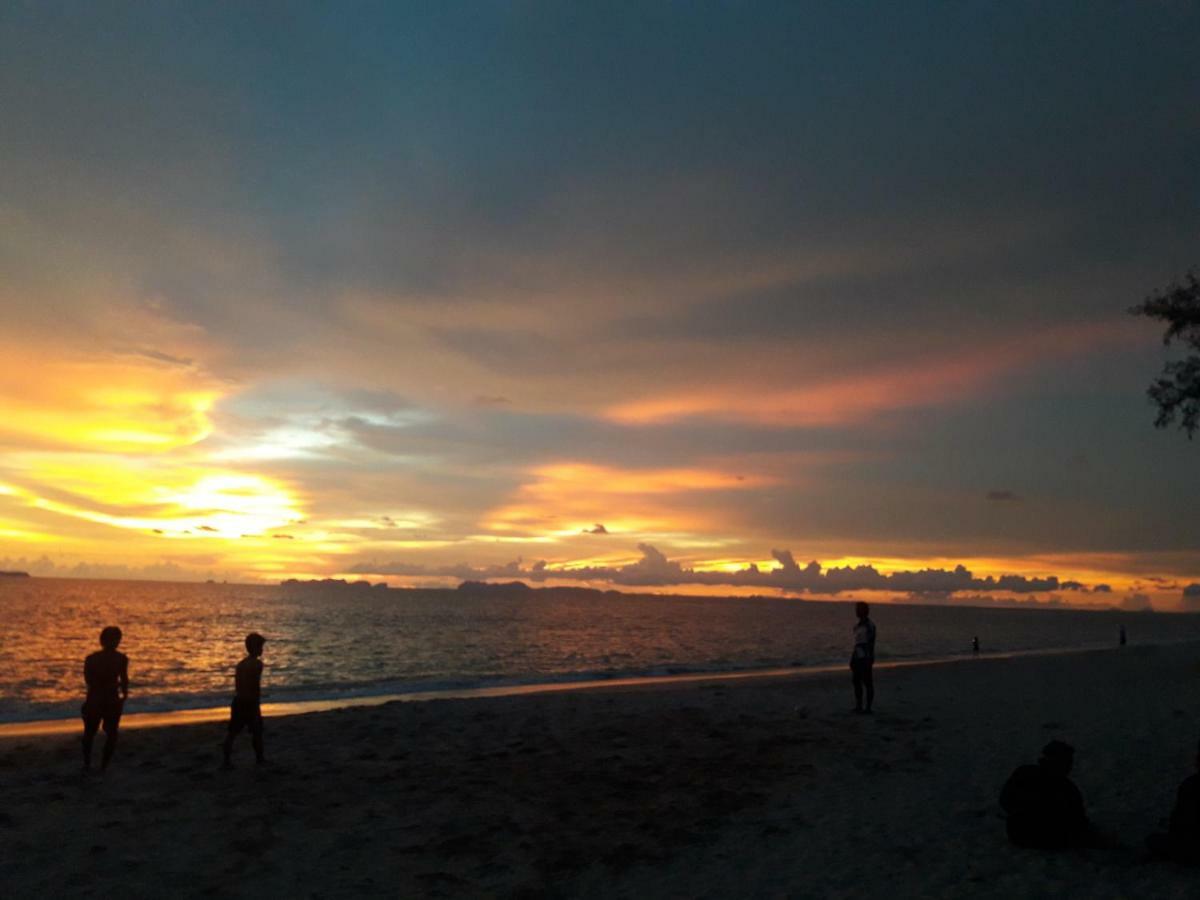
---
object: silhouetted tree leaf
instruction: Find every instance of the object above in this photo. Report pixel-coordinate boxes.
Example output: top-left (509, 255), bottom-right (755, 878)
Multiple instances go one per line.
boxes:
top-left (1130, 270), bottom-right (1200, 438)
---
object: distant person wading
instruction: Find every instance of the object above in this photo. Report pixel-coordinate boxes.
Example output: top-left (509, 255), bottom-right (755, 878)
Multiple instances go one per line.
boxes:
top-left (850, 601), bottom-right (876, 713)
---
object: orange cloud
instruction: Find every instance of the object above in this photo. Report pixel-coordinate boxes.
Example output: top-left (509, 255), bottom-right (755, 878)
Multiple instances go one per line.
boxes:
top-left (483, 462), bottom-right (772, 537)
top-left (0, 344), bottom-right (223, 452)
top-left (606, 319), bottom-right (1142, 426)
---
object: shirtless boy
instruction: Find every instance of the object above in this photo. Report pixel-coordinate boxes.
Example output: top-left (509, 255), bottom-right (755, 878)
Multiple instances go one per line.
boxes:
top-left (222, 632), bottom-right (267, 767)
top-left (82, 625), bottom-right (129, 771)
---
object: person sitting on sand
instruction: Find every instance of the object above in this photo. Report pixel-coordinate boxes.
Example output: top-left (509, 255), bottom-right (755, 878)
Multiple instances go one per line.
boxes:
top-left (222, 632), bottom-right (267, 767)
top-left (1000, 740), bottom-right (1093, 848)
top-left (81, 625), bottom-right (129, 772)
top-left (1146, 740), bottom-right (1200, 865)
top-left (850, 601), bottom-right (876, 713)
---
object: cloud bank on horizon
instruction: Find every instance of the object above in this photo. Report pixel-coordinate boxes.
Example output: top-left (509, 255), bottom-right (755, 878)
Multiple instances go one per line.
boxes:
top-left (0, 3), bottom-right (1197, 604)
top-left (349, 544), bottom-right (1113, 597)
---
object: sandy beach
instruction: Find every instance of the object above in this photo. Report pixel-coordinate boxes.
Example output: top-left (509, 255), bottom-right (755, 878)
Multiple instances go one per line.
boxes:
top-left (3, 642), bottom-right (1199, 898)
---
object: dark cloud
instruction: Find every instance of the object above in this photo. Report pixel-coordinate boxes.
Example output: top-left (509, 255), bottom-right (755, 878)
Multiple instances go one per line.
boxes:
top-left (120, 348), bottom-right (197, 368)
top-left (1120, 592), bottom-right (1154, 612)
top-left (1183, 584), bottom-right (1200, 611)
top-left (584, 524), bottom-right (609, 534)
top-left (0, 555), bottom-right (221, 582)
top-left (352, 544), bottom-right (1085, 596)
top-left (892, 592), bottom-right (1087, 609)
top-left (1056, 581), bottom-right (1112, 594)
top-left (986, 490), bottom-right (1019, 502)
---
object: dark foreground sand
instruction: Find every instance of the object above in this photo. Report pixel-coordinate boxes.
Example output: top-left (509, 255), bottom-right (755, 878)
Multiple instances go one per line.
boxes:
top-left (3, 643), bottom-right (1199, 898)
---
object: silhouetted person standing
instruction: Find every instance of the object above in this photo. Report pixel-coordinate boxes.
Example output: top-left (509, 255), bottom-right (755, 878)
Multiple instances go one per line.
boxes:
top-left (972, 636), bottom-right (980, 654)
top-left (1147, 740), bottom-right (1200, 865)
top-left (850, 601), bottom-right (876, 713)
top-left (222, 632), bottom-right (266, 767)
top-left (1000, 740), bottom-right (1092, 848)
top-left (1119, 624), bottom-right (1127, 646)
top-left (81, 625), bottom-right (129, 772)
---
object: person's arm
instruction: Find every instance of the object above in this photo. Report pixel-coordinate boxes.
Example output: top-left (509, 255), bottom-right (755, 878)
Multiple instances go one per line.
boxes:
top-left (1169, 778), bottom-right (1200, 835)
top-left (1066, 782), bottom-right (1091, 835)
top-left (119, 654), bottom-right (129, 700)
top-left (251, 658), bottom-right (263, 698)
top-left (999, 771), bottom-right (1019, 813)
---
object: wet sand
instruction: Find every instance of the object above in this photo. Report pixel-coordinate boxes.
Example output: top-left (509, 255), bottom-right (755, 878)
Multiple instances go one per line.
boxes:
top-left (2, 642), bottom-right (1199, 898)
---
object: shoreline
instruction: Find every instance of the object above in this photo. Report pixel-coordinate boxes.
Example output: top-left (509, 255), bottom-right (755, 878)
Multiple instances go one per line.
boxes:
top-left (0, 640), bottom-right (1144, 740)
top-left (3, 638), bottom-right (1199, 896)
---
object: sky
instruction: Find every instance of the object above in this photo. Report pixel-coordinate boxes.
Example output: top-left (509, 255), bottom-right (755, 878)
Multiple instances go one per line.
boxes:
top-left (1, 2), bottom-right (1197, 608)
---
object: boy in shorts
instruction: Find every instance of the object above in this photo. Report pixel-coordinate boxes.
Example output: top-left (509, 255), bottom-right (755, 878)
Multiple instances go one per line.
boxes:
top-left (82, 625), bottom-right (129, 771)
top-left (222, 632), bottom-right (266, 767)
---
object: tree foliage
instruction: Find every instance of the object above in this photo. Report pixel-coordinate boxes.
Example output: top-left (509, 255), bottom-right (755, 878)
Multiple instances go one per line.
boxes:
top-left (1130, 270), bottom-right (1200, 439)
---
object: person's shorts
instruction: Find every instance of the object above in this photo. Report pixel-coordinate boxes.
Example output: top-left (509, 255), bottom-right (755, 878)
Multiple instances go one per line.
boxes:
top-left (228, 697), bottom-right (262, 732)
top-left (81, 698), bottom-right (123, 734)
top-left (850, 657), bottom-right (874, 675)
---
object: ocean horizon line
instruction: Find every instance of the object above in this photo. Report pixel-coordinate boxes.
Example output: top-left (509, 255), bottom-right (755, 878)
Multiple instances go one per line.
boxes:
top-left (0, 572), bottom-right (1160, 613)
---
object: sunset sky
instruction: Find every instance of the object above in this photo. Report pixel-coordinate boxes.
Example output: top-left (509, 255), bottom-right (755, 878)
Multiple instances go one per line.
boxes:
top-left (1, 3), bottom-right (1197, 607)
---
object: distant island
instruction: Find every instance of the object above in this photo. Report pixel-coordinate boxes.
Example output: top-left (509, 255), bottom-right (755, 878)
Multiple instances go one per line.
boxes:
top-left (279, 578), bottom-right (633, 602)
top-left (280, 578), bottom-right (390, 592)
top-left (454, 581), bottom-right (670, 602)
top-left (457, 580), bottom-right (533, 593)
top-left (0, 570), bottom-right (30, 578)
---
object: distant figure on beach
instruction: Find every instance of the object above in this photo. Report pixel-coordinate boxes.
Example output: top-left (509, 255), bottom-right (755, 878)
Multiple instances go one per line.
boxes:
top-left (850, 601), bottom-right (876, 713)
top-left (81, 625), bottom-right (129, 772)
top-left (1147, 740), bottom-right (1200, 865)
top-left (222, 632), bottom-right (267, 767)
top-left (1000, 740), bottom-right (1093, 848)
top-left (972, 636), bottom-right (980, 654)
top-left (1119, 625), bottom-right (1127, 646)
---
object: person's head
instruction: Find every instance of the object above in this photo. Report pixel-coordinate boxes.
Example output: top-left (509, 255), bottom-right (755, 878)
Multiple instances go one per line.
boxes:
top-left (245, 632), bottom-right (266, 657)
top-left (99, 626), bottom-right (122, 650)
top-left (855, 601), bottom-right (870, 621)
top-left (1039, 740), bottom-right (1075, 776)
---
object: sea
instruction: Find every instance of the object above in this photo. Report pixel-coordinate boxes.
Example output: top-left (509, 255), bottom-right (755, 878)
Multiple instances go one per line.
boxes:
top-left (2, 577), bottom-right (1198, 727)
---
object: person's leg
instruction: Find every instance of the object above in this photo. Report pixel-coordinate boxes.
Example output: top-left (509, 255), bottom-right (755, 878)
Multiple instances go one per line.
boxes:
top-left (100, 716), bottom-right (119, 771)
top-left (851, 663), bottom-right (864, 710)
top-left (863, 664), bottom-right (874, 712)
top-left (250, 710), bottom-right (264, 763)
top-left (81, 705), bottom-right (99, 769)
top-left (223, 701), bottom-right (245, 765)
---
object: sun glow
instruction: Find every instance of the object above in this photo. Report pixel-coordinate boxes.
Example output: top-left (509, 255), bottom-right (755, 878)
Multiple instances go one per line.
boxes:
top-left (2, 457), bottom-right (302, 540)
top-left (156, 474), bottom-right (302, 537)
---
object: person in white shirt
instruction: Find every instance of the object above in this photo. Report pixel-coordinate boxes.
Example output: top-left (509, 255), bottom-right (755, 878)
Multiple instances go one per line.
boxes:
top-left (850, 601), bottom-right (876, 713)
